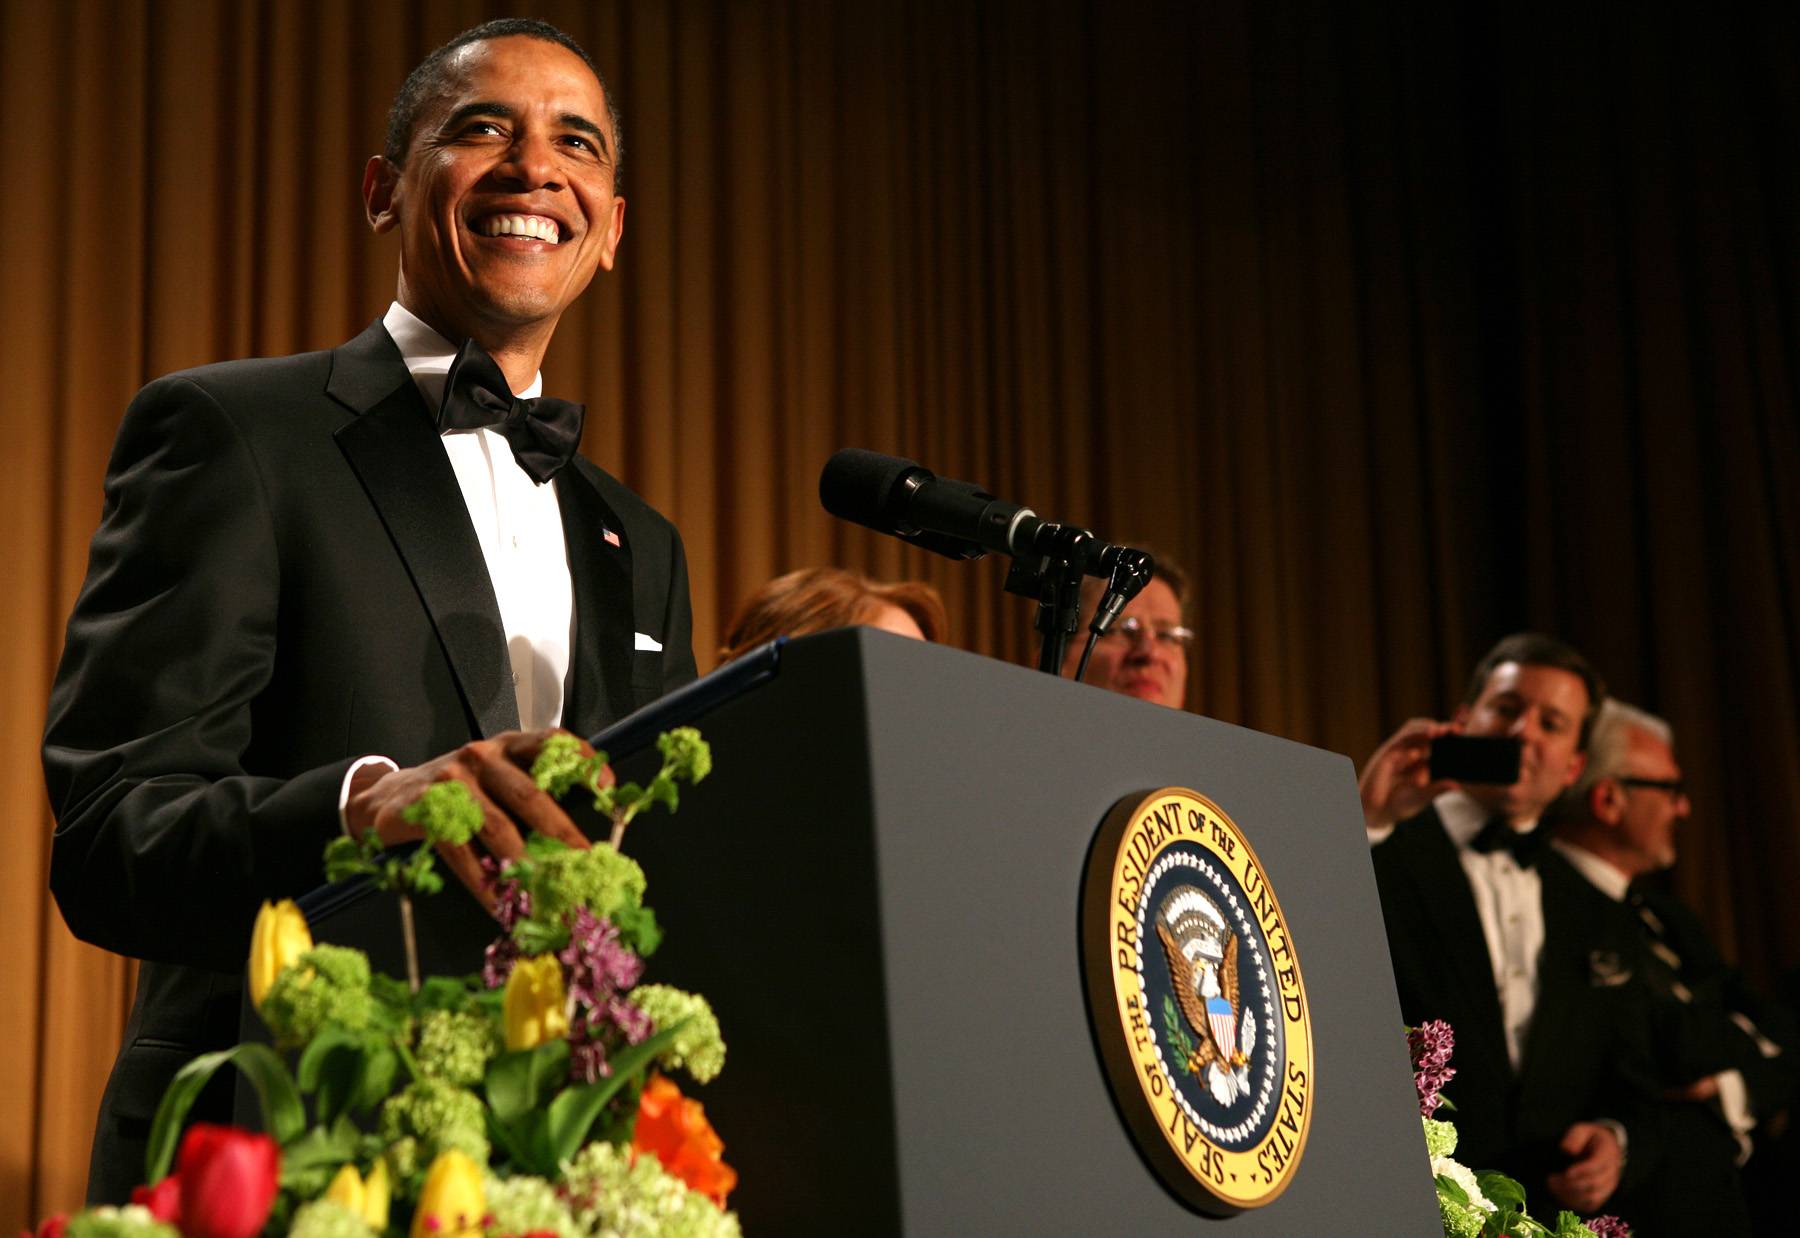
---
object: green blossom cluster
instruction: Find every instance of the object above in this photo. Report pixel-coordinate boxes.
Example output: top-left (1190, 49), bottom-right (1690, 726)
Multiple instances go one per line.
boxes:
top-left (483, 1173), bottom-right (582, 1238)
top-left (1437, 1192), bottom-right (1488, 1238)
top-left (656, 728), bottom-right (712, 786)
top-left (512, 842), bottom-right (659, 956)
top-left (65, 1207), bottom-right (181, 1238)
top-left (402, 780), bottom-right (483, 846)
top-left (378, 1078), bottom-right (488, 1184)
top-left (532, 732), bottom-right (608, 799)
top-left (563, 1142), bottom-right (741, 1238)
top-left (260, 946), bottom-right (377, 1049)
top-left (414, 1008), bottom-right (498, 1087)
top-left (632, 985), bottom-right (726, 1084)
top-left (1422, 1116), bottom-right (1457, 1160)
top-left (286, 1199), bottom-right (375, 1238)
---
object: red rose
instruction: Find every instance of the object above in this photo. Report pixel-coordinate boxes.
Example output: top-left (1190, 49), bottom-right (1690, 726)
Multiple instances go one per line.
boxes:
top-left (174, 1124), bottom-right (280, 1238)
top-left (29, 1216), bottom-right (68, 1238)
top-left (130, 1176), bottom-right (182, 1222)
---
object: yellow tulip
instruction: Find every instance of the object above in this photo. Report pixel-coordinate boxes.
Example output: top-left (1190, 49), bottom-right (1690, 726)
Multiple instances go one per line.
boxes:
top-left (324, 1163), bottom-right (366, 1212)
top-left (322, 1161), bottom-right (390, 1229)
top-left (247, 898), bottom-right (312, 1010)
top-left (361, 1158), bottom-right (391, 1229)
top-left (502, 954), bottom-right (569, 1051)
top-left (411, 1148), bottom-right (485, 1238)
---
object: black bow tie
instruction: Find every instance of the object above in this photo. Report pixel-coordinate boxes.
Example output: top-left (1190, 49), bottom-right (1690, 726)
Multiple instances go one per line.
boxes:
top-left (1469, 817), bottom-right (1549, 868)
top-left (436, 339), bottom-right (584, 484)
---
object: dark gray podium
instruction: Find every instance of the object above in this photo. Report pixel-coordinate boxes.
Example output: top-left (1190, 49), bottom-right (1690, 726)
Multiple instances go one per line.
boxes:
top-left (304, 628), bottom-right (1437, 1233)
top-left (612, 629), bottom-right (1437, 1233)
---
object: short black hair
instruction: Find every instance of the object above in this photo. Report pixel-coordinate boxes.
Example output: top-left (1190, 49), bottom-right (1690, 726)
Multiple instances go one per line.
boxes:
top-left (383, 18), bottom-right (623, 185)
top-left (1461, 632), bottom-right (1607, 750)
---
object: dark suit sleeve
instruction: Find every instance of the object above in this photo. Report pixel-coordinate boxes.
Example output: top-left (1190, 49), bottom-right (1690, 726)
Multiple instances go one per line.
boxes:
top-left (659, 523), bottom-right (699, 695)
top-left (43, 376), bottom-right (351, 972)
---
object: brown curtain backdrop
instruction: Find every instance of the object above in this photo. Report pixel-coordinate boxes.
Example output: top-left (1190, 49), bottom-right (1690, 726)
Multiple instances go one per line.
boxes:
top-left (2, 0), bottom-right (1794, 1219)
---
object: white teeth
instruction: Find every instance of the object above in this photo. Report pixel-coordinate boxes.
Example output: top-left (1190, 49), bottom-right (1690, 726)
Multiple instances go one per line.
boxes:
top-left (478, 214), bottom-right (560, 243)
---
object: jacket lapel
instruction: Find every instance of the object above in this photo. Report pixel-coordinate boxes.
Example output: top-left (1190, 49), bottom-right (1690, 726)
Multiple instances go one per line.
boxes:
top-left (1411, 814), bottom-right (1513, 1076)
top-left (328, 321), bottom-right (520, 738)
top-left (556, 458), bottom-right (635, 738)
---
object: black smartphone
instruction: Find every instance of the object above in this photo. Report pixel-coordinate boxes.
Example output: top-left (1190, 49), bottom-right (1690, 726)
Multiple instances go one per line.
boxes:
top-left (1429, 734), bottom-right (1522, 784)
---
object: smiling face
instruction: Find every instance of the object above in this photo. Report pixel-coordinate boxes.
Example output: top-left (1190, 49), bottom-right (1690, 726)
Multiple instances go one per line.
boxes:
top-left (1455, 661), bottom-right (1591, 823)
top-left (363, 35), bottom-right (625, 351)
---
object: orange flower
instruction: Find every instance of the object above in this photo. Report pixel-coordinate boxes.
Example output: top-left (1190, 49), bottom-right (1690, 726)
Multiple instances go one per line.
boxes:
top-left (631, 1074), bottom-right (737, 1206)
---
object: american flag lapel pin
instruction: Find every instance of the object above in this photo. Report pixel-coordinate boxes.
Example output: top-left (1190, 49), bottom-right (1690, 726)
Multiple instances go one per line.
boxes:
top-left (603, 526), bottom-right (622, 548)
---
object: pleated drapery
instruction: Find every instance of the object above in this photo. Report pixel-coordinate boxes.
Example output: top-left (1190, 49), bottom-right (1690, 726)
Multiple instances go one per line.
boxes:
top-left (2, 0), bottom-right (1795, 1219)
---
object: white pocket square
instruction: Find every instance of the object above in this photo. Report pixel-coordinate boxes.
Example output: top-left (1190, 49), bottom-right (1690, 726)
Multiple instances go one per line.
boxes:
top-left (634, 632), bottom-right (663, 652)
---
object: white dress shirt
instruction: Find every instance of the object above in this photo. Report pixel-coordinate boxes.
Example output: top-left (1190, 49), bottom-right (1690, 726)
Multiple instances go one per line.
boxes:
top-left (381, 302), bottom-right (574, 731)
top-left (1370, 790), bottom-right (1544, 1071)
top-left (337, 304), bottom-right (578, 824)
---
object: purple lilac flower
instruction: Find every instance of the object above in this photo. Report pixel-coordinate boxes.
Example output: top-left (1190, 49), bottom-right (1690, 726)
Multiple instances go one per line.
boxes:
top-left (1407, 1020), bottom-right (1456, 1118)
top-left (556, 907), bottom-right (647, 1083)
top-left (1586, 1217), bottom-right (1631, 1238)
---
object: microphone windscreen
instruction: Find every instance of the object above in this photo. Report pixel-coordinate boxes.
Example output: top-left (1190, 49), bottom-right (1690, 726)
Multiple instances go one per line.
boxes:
top-left (818, 448), bottom-right (926, 530)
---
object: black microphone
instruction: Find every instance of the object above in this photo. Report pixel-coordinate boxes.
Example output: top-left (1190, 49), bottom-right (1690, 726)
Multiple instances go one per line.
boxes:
top-left (819, 449), bottom-right (1046, 561)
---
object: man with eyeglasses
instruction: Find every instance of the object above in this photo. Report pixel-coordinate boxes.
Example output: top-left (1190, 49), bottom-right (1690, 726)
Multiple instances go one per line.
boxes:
top-left (1550, 700), bottom-right (1795, 1234)
top-left (1060, 550), bottom-right (1194, 710)
top-left (1360, 633), bottom-right (1662, 1221)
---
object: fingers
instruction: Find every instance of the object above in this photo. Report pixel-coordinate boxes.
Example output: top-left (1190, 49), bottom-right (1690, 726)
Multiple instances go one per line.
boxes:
top-left (475, 748), bottom-right (591, 851)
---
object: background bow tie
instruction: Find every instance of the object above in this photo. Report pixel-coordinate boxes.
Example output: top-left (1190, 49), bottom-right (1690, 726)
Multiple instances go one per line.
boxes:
top-left (437, 339), bottom-right (585, 483)
top-left (1469, 817), bottom-right (1549, 868)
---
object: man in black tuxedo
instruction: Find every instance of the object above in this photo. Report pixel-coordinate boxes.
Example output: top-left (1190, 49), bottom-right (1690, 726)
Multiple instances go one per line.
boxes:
top-left (42, 19), bottom-right (696, 1201)
top-left (1551, 700), bottom-right (1796, 1233)
top-left (1360, 634), bottom-right (1661, 1220)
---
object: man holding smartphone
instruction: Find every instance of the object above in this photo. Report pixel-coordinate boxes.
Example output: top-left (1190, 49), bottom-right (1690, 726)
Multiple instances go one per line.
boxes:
top-left (1358, 634), bottom-right (1661, 1223)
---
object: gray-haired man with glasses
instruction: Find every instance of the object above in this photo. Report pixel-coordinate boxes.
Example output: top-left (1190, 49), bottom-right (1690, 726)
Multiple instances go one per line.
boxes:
top-left (1550, 699), bottom-right (1795, 1233)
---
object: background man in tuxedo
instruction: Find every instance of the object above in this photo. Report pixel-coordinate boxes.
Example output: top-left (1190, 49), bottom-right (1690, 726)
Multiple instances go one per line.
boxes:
top-left (1551, 700), bottom-right (1796, 1233)
top-left (42, 19), bottom-right (695, 1202)
top-left (1359, 634), bottom-right (1660, 1220)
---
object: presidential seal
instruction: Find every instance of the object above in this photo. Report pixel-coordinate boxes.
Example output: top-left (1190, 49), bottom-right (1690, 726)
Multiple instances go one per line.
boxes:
top-left (1081, 787), bottom-right (1314, 1215)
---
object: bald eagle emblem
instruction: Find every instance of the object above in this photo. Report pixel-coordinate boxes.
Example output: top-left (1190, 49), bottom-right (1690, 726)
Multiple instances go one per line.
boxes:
top-left (1157, 885), bottom-right (1257, 1107)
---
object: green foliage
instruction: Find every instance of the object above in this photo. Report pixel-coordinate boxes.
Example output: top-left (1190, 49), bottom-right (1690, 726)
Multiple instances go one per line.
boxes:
top-left (593, 728), bottom-right (714, 834)
top-left (143, 1042), bottom-right (306, 1184)
top-left (277, 1114), bottom-right (364, 1198)
top-left (377, 1078), bottom-right (489, 1191)
top-left (1162, 994), bottom-right (1196, 1069)
top-left (531, 732), bottom-right (608, 799)
top-left (416, 1009), bottom-right (500, 1087)
top-left (505, 841), bottom-right (656, 956)
top-left (260, 946), bottom-right (379, 1050)
top-left (485, 1026), bottom-right (680, 1178)
top-left (632, 986), bottom-right (725, 1083)
top-left (324, 826), bottom-right (445, 899)
top-left (403, 780), bottom-right (483, 846)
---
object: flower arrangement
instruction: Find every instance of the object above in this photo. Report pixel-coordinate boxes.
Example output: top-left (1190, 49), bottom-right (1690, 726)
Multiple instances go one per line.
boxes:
top-left (1410, 1021), bottom-right (1630, 1238)
top-left (30, 729), bottom-right (737, 1238)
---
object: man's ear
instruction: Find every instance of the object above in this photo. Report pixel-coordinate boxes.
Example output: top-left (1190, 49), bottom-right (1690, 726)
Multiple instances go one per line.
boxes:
top-left (363, 156), bottom-right (401, 233)
top-left (1587, 776), bottom-right (1624, 826)
top-left (596, 195), bottom-right (626, 271)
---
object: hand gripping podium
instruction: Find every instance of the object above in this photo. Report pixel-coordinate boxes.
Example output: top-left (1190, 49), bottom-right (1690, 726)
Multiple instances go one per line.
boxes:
top-left (305, 628), bottom-right (1439, 1233)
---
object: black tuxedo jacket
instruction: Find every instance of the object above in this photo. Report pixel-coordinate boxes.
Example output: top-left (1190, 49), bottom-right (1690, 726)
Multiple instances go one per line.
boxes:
top-left (1371, 808), bottom-right (1662, 1211)
top-left (43, 321), bottom-right (697, 1201)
